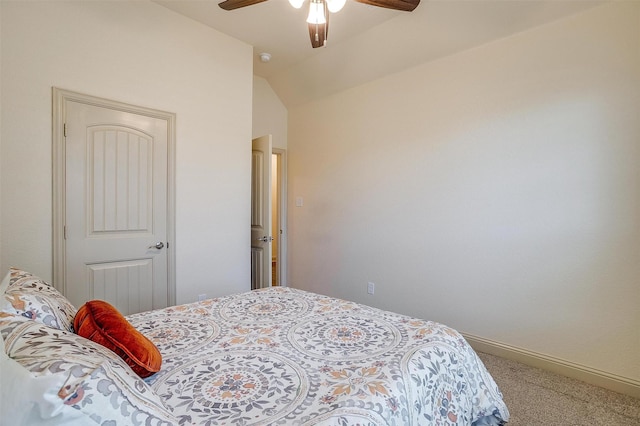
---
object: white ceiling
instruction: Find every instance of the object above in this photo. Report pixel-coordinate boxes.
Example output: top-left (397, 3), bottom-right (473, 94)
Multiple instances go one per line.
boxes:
top-left (155, 0), bottom-right (603, 107)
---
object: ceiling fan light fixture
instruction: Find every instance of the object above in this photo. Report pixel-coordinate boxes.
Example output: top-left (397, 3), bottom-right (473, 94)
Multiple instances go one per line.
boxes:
top-left (326, 0), bottom-right (345, 13)
top-left (218, 0), bottom-right (421, 48)
top-left (306, 0), bottom-right (326, 25)
top-left (288, 0), bottom-right (304, 9)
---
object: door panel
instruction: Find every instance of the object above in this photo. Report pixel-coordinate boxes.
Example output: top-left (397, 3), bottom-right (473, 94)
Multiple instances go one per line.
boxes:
top-left (251, 135), bottom-right (272, 289)
top-left (87, 260), bottom-right (153, 315)
top-left (65, 101), bottom-right (168, 315)
top-left (88, 127), bottom-right (152, 234)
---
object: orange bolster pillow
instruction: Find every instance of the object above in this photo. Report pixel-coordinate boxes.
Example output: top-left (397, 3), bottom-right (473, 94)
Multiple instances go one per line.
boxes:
top-left (74, 300), bottom-right (162, 378)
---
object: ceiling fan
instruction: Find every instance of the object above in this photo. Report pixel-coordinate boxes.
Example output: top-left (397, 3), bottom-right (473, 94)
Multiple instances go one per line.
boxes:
top-left (218, 0), bottom-right (420, 48)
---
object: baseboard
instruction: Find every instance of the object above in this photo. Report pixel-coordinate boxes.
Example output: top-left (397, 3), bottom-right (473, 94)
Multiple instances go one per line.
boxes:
top-left (462, 332), bottom-right (640, 399)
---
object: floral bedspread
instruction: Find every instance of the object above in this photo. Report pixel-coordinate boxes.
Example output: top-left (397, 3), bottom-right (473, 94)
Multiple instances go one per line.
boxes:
top-left (127, 287), bottom-right (509, 425)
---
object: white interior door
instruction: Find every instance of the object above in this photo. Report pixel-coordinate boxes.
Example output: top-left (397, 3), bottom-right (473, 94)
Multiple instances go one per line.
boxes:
top-left (251, 135), bottom-right (272, 289)
top-left (64, 99), bottom-right (171, 315)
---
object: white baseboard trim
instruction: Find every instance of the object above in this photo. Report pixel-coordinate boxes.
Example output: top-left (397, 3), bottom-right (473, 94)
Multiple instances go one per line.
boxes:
top-left (462, 332), bottom-right (640, 399)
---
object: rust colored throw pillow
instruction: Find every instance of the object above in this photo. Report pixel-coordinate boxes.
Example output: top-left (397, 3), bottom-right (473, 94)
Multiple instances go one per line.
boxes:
top-left (74, 300), bottom-right (162, 378)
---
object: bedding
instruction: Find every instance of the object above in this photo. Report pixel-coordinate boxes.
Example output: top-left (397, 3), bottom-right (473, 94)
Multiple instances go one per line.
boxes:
top-left (1, 315), bottom-right (177, 425)
top-left (2, 267), bottom-right (509, 425)
top-left (128, 287), bottom-right (510, 425)
top-left (1, 268), bottom-right (178, 425)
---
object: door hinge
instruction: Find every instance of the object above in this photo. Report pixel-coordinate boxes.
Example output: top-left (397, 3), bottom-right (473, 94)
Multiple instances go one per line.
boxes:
top-left (63, 123), bottom-right (67, 137)
top-left (63, 226), bottom-right (67, 240)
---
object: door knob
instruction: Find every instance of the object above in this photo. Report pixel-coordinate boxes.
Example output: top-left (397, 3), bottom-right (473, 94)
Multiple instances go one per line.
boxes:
top-left (149, 242), bottom-right (165, 250)
top-left (256, 236), bottom-right (273, 242)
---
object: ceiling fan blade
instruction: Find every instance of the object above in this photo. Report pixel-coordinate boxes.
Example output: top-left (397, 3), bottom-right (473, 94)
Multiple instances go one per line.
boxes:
top-left (354, 0), bottom-right (420, 12)
top-left (308, 3), bottom-right (329, 49)
top-left (218, 0), bottom-right (269, 11)
top-left (308, 21), bottom-right (328, 48)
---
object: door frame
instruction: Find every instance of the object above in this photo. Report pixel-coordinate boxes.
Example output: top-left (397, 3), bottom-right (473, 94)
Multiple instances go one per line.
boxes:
top-left (273, 148), bottom-right (288, 286)
top-left (52, 87), bottom-right (176, 305)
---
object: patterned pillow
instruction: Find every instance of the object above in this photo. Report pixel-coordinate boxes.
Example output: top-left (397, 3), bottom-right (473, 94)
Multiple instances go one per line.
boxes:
top-left (1, 268), bottom-right (77, 332)
top-left (0, 315), bottom-right (178, 425)
top-left (8, 267), bottom-right (34, 285)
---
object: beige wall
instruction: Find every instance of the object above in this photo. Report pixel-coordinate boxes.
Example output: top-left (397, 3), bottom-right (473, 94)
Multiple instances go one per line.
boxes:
top-left (0, 3), bottom-right (3, 273)
top-left (288, 2), bottom-right (639, 382)
top-left (254, 75), bottom-right (288, 282)
top-left (0, 1), bottom-right (254, 303)
top-left (253, 76), bottom-right (288, 149)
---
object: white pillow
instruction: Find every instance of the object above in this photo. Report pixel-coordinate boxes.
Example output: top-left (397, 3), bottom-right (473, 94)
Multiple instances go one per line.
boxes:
top-left (0, 332), bottom-right (85, 425)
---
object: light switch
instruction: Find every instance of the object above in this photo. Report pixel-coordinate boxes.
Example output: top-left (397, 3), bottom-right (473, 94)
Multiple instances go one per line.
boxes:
top-left (296, 197), bottom-right (304, 207)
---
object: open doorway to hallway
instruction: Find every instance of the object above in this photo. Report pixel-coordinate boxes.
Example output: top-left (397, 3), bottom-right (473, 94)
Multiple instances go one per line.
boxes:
top-left (271, 149), bottom-right (287, 286)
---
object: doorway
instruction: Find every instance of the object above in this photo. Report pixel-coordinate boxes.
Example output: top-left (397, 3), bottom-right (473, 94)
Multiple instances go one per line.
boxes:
top-left (272, 149), bottom-right (287, 286)
top-left (250, 137), bottom-right (287, 289)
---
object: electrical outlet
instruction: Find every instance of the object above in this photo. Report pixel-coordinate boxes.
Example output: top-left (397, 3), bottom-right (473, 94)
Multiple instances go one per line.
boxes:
top-left (198, 294), bottom-right (207, 301)
top-left (367, 282), bottom-right (375, 295)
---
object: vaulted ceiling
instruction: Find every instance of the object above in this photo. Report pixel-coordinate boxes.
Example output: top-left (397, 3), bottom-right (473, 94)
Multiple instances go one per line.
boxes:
top-left (156, 0), bottom-right (603, 107)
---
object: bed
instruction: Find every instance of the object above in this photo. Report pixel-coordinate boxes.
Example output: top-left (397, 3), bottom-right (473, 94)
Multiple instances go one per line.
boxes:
top-left (1, 268), bottom-right (509, 425)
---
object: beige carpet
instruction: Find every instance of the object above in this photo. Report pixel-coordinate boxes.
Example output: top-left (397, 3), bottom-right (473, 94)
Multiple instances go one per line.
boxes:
top-left (477, 352), bottom-right (640, 425)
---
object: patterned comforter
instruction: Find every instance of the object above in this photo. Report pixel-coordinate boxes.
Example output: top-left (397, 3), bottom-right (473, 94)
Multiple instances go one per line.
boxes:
top-left (127, 287), bottom-right (509, 425)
